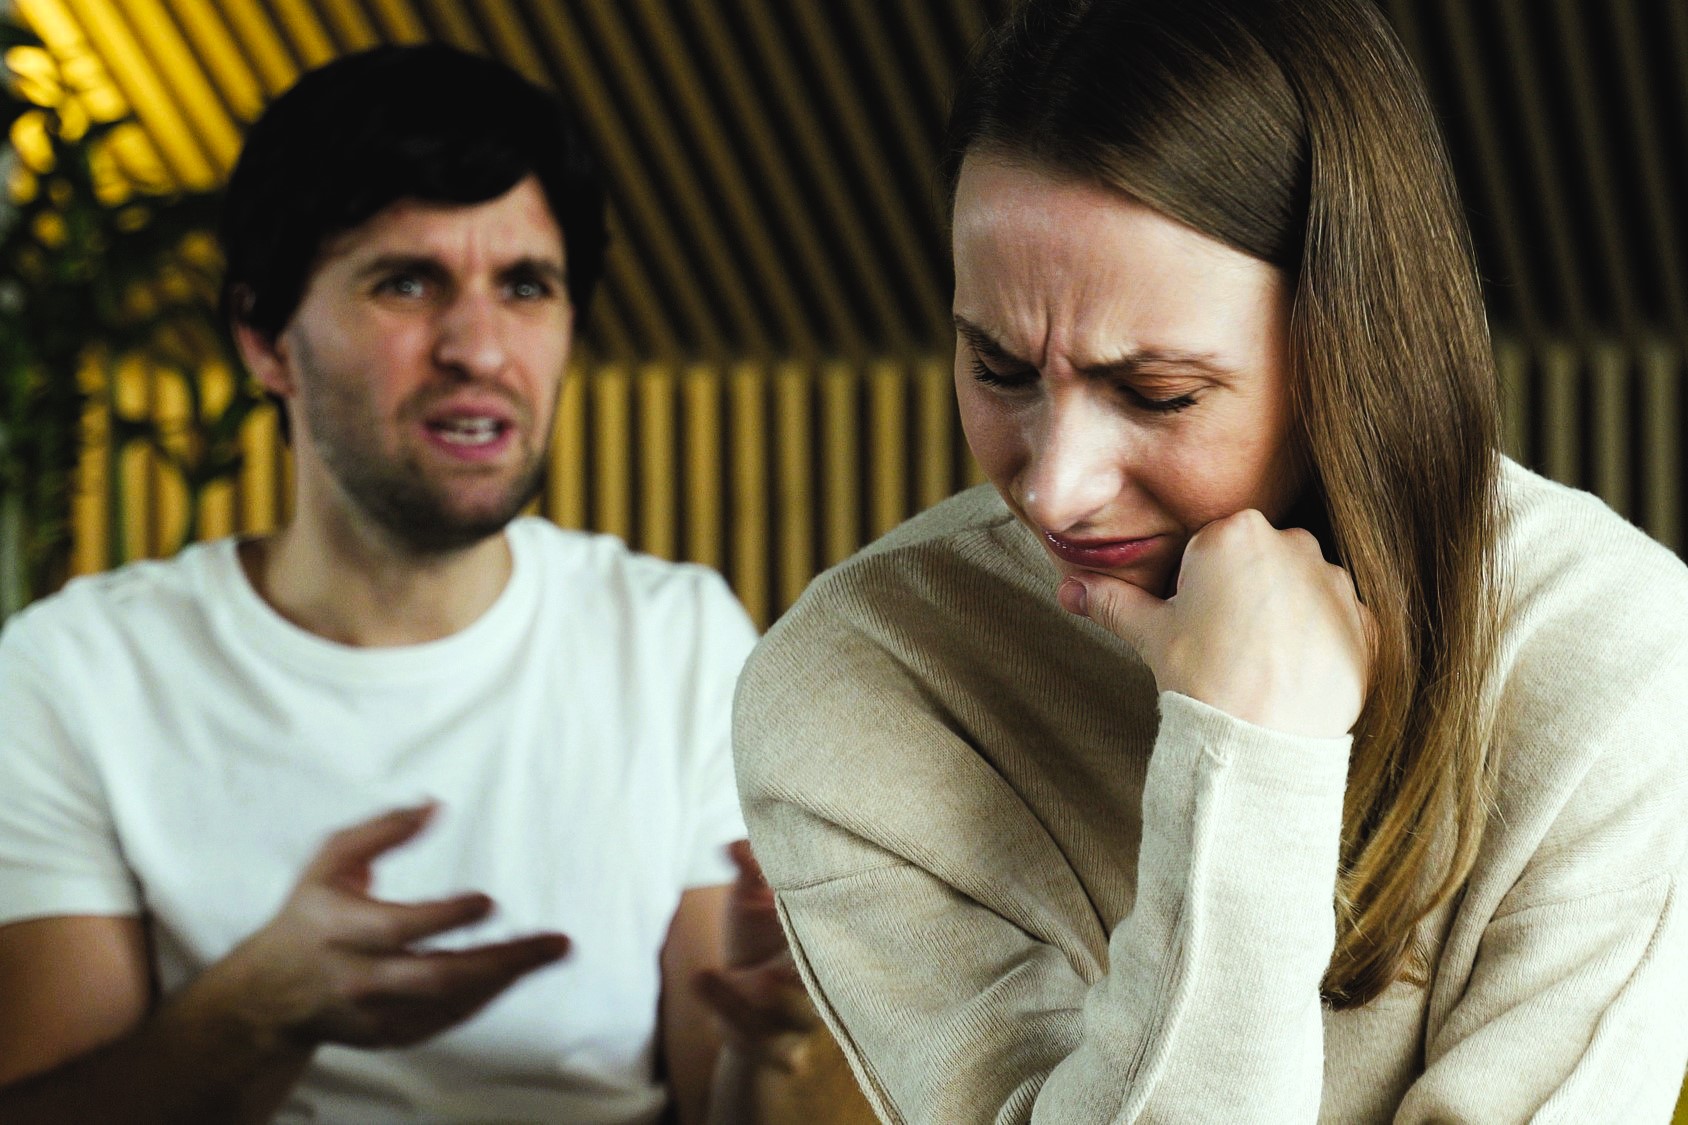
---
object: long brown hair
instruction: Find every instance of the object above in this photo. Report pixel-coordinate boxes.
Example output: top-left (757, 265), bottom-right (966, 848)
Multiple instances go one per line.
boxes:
top-left (945, 0), bottom-right (1503, 1009)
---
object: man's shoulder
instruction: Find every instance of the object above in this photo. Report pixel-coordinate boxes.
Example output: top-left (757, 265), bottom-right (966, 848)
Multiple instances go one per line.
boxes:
top-left (508, 517), bottom-right (752, 634)
top-left (0, 542), bottom-right (228, 667)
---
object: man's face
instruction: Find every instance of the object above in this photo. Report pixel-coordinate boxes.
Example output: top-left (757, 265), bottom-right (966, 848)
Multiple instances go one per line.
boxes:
top-left (250, 176), bottom-right (573, 553)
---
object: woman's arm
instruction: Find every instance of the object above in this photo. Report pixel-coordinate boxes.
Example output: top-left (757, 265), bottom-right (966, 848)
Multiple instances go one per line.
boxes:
top-left (746, 689), bottom-right (1348, 1124)
top-left (1394, 656), bottom-right (1688, 1123)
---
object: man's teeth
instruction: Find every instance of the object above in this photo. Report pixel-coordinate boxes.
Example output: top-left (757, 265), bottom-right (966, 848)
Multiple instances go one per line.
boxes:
top-left (432, 417), bottom-right (503, 446)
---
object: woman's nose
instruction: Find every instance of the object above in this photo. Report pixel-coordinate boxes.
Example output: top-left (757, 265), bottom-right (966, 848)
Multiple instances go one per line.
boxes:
top-left (1015, 396), bottom-right (1127, 533)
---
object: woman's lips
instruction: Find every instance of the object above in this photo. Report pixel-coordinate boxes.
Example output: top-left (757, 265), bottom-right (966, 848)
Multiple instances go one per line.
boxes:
top-left (1042, 530), bottom-right (1163, 570)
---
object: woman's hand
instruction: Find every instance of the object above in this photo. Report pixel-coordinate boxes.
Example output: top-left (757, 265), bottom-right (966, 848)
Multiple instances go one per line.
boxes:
top-left (1059, 509), bottom-right (1373, 738)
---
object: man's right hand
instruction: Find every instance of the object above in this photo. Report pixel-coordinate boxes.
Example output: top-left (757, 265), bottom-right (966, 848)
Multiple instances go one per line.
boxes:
top-left (206, 804), bottom-right (570, 1050)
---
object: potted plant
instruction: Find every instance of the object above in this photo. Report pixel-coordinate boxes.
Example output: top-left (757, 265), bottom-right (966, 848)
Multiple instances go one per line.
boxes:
top-left (0, 21), bottom-right (257, 622)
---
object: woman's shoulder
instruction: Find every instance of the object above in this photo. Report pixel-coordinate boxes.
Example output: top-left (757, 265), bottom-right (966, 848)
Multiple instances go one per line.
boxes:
top-left (734, 482), bottom-right (1146, 777)
top-left (1495, 458), bottom-right (1688, 666)
top-left (755, 484), bottom-right (1052, 658)
top-left (1485, 458), bottom-right (1688, 840)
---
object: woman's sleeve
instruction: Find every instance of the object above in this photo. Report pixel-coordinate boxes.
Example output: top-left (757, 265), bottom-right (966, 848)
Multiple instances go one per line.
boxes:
top-left (736, 613), bottom-right (1352, 1124)
top-left (1395, 659), bottom-right (1688, 1124)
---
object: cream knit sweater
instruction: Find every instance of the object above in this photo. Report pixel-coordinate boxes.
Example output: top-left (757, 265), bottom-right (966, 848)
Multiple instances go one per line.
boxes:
top-left (734, 461), bottom-right (1688, 1123)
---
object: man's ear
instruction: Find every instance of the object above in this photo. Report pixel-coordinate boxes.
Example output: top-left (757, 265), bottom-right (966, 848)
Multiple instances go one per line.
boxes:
top-left (229, 287), bottom-right (294, 398)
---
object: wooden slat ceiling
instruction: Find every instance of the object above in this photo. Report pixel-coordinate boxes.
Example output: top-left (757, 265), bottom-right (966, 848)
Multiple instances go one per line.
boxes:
top-left (13, 0), bottom-right (1686, 361)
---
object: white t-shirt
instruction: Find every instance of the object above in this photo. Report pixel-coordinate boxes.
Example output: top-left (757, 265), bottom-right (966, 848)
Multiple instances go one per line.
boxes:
top-left (0, 517), bottom-right (757, 1124)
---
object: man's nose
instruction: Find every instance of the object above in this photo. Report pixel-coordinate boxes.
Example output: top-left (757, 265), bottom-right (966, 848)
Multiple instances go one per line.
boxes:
top-left (432, 293), bottom-right (510, 380)
top-left (1016, 396), bottom-right (1127, 533)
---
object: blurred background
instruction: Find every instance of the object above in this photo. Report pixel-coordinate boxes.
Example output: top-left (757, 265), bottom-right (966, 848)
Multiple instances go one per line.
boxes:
top-left (0, 0), bottom-right (1684, 631)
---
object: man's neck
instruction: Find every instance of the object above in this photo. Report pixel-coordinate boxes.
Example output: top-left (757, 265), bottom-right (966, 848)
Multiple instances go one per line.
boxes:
top-left (238, 514), bottom-right (515, 648)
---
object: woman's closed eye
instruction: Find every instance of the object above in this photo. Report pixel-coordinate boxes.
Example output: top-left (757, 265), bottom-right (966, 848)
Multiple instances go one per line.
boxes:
top-left (969, 357), bottom-right (1199, 413)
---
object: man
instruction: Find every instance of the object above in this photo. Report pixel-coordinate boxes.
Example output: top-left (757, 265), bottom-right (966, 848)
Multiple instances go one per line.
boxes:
top-left (0, 44), bottom-right (805, 1123)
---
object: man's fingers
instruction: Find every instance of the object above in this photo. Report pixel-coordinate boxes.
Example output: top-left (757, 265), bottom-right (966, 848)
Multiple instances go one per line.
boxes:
top-left (335, 891), bottom-right (496, 952)
top-left (693, 964), bottom-right (815, 1049)
top-left (367, 933), bottom-right (570, 1002)
top-left (304, 804), bottom-right (437, 887)
top-left (1060, 573), bottom-right (1168, 656)
top-left (727, 839), bottom-right (765, 887)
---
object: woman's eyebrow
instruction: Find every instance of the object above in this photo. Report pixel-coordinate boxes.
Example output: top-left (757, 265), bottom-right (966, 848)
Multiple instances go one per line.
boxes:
top-left (953, 316), bottom-right (1028, 364)
top-left (956, 314), bottom-right (1234, 379)
top-left (1080, 350), bottom-right (1236, 379)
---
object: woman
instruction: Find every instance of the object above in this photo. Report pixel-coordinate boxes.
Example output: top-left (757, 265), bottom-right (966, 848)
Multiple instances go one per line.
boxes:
top-left (733, 0), bottom-right (1688, 1121)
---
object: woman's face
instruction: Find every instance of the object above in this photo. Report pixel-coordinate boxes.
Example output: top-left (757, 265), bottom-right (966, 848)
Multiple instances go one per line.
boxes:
top-left (952, 154), bottom-right (1305, 596)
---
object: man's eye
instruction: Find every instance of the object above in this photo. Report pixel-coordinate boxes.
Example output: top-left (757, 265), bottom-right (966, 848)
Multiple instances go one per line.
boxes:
top-left (377, 275), bottom-right (426, 298)
top-left (508, 278), bottom-right (553, 300)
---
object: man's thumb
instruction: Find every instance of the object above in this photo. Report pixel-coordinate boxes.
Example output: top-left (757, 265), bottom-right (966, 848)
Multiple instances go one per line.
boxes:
top-left (1059, 573), bottom-right (1165, 654)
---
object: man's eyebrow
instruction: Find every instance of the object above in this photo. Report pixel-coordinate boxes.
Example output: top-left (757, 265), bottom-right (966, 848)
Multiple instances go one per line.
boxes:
top-left (954, 314), bottom-right (1233, 378)
top-left (354, 253), bottom-right (449, 280)
top-left (498, 257), bottom-right (568, 285)
top-left (352, 254), bottom-right (567, 286)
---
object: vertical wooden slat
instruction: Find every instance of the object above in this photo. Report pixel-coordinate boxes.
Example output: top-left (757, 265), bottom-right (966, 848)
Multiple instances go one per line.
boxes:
top-left (685, 2), bottom-right (862, 350)
top-left (546, 365), bottom-right (587, 529)
top-left (841, 0), bottom-right (945, 228)
top-left (940, 0), bottom-right (987, 56)
top-left (1539, 343), bottom-right (1581, 487)
top-left (364, 0), bottom-right (427, 43)
top-left (473, 0), bottom-right (549, 83)
top-left (773, 361), bottom-right (814, 613)
top-left (737, 0), bottom-right (911, 351)
top-left (1492, 0), bottom-right (1592, 332)
top-left (820, 361), bottom-right (859, 566)
top-left (415, 0), bottom-right (484, 52)
top-left (579, 3), bottom-right (767, 354)
top-left (195, 362), bottom-right (236, 540)
top-left (890, 3), bottom-right (960, 128)
top-left (1493, 337), bottom-right (1530, 463)
top-left (590, 365), bottom-right (632, 542)
top-left (150, 367), bottom-right (190, 555)
top-left (1608, 0), bottom-right (1687, 335)
top-left (213, 0), bottom-right (300, 96)
top-left (110, 356), bottom-right (150, 563)
top-left (868, 359), bottom-right (907, 537)
top-left (1546, 0), bottom-right (1640, 334)
top-left (1640, 342), bottom-right (1681, 552)
top-left (637, 363), bottom-right (678, 560)
top-left (524, 3), bottom-right (703, 357)
top-left (729, 362), bottom-right (769, 626)
top-left (1588, 343), bottom-right (1629, 517)
top-left (264, 0), bottom-right (337, 69)
top-left (1437, 0), bottom-right (1545, 336)
top-left (36, 0), bottom-right (206, 187)
top-left (72, 361), bottom-right (109, 575)
top-left (786, 2), bottom-right (947, 342)
top-left (683, 364), bottom-right (723, 569)
top-left (630, 0), bottom-right (813, 355)
top-left (163, 0), bottom-right (267, 124)
top-left (917, 357), bottom-right (954, 511)
top-left (309, 0), bottom-right (379, 52)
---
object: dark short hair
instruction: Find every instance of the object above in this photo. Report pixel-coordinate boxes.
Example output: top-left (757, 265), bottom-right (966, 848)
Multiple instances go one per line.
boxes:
top-left (220, 43), bottom-right (607, 338)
